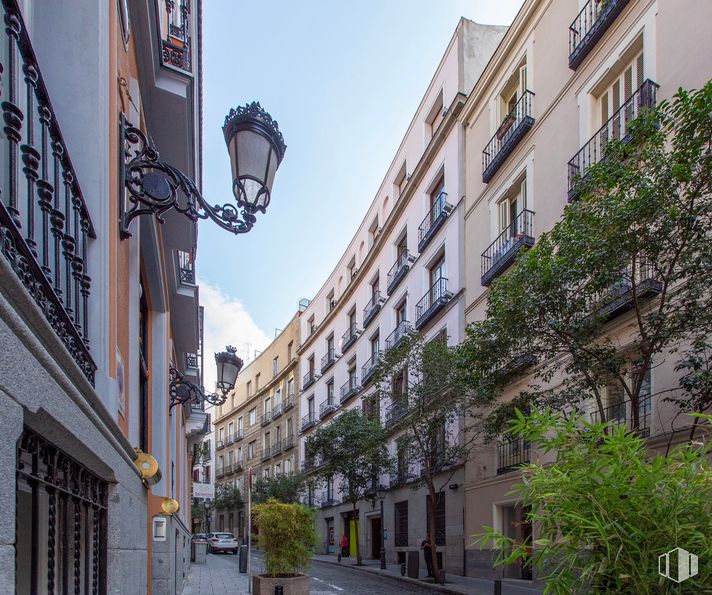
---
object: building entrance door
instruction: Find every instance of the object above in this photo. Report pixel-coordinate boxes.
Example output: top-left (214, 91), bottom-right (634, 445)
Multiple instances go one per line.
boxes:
top-left (370, 517), bottom-right (382, 559)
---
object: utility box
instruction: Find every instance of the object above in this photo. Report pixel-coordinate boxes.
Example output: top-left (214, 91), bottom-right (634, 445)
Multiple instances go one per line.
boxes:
top-left (407, 550), bottom-right (419, 578)
top-left (194, 542), bottom-right (207, 564)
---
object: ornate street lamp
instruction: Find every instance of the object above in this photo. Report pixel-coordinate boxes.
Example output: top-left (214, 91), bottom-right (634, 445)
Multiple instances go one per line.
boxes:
top-left (169, 345), bottom-right (243, 411)
top-left (119, 102), bottom-right (286, 239)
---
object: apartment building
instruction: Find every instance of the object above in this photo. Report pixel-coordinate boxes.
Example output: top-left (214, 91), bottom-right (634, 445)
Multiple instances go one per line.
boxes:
top-left (213, 313), bottom-right (301, 539)
top-left (460, 0), bottom-right (712, 583)
top-left (296, 19), bottom-right (506, 574)
top-left (0, 1), bottom-right (208, 593)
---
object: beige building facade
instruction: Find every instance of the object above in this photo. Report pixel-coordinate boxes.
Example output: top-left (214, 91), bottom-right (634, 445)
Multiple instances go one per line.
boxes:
top-left (212, 312), bottom-right (301, 539)
top-left (460, 0), bottom-right (712, 584)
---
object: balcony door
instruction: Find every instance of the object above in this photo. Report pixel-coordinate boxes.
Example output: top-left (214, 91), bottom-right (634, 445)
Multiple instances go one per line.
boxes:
top-left (599, 52), bottom-right (644, 139)
top-left (498, 179), bottom-right (526, 238)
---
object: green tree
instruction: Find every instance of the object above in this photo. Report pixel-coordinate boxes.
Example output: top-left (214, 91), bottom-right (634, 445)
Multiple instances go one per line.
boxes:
top-left (374, 330), bottom-right (477, 583)
top-left (306, 408), bottom-right (391, 565)
top-left (479, 410), bottom-right (712, 593)
top-left (253, 472), bottom-right (305, 504)
top-left (213, 483), bottom-right (242, 511)
top-left (458, 82), bottom-right (712, 437)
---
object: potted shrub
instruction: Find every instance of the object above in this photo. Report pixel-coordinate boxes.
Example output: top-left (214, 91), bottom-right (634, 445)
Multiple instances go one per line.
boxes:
top-left (252, 498), bottom-right (319, 595)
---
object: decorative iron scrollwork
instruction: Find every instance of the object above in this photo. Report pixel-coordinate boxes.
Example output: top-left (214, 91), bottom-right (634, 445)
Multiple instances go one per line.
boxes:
top-left (169, 366), bottom-right (228, 411)
top-left (119, 113), bottom-right (257, 239)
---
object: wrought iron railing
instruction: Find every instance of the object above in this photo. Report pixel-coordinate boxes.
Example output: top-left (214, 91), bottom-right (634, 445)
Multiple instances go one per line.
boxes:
top-left (261, 410), bottom-right (273, 427)
top-left (342, 322), bottom-right (359, 352)
top-left (340, 375), bottom-right (360, 403)
top-left (0, 1), bottom-right (97, 384)
top-left (497, 437), bottom-right (530, 475)
top-left (161, 0), bottom-right (191, 71)
top-left (272, 439), bottom-right (283, 455)
top-left (394, 531), bottom-right (409, 547)
top-left (284, 392), bottom-right (295, 410)
top-left (415, 277), bottom-right (450, 327)
top-left (387, 249), bottom-right (413, 293)
top-left (178, 249), bottom-right (195, 284)
top-left (261, 445), bottom-right (271, 461)
top-left (303, 370), bottom-right (316, 390)
top-left (386, 321), bottom-right (410, 351)
top-left (273, 402), bottom-right (283, 418)
top-left (361, 350), bottom-right (380, 385)
top-left (362, 392), bottom-right (381, 423)
top-left (569, 0), bottom-right (630, 69)
top-left (385, 395), bottom-right (409, 427)
top-left (284, 434), bottom-right (295, 449)
top-left (321, 347), bottom-right (336, 373)
top-left (568, 80), bottom-right (658, 198)
top-left (363, 289), bottom-right (383, 328)
top-left (301, 411), bottom-right (317, 432)
top-left (319, 398), bottom-right (337, 419)
top-left (590, 393), bottom-right (651, 436)
top-left (418, 191), bottom-right (452, 251)
top-left (481, 210), bottom-right (535, 284)
top-left (482, 90), bottom-right (535, 182)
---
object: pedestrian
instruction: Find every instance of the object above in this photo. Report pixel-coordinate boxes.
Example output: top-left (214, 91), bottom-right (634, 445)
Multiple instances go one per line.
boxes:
top-left (420, 532), bottom-right (433, 577)
top-left (340, 533), bottom-right (349, 558)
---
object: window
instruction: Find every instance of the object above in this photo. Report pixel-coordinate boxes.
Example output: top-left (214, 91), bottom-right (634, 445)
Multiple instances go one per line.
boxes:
top-left (274, 388), bottom-right (282, 407)
top-left (347, 256), bottom-right (357, 282)
top-left (326, 334), bottom-right (334, 354)
top-left (499, 59), bottom-right (527, 123)
top-left (218, 455), bottom-right (224, 470)
top-left (396, 233), bottom-right (408, 260)
top-left (348, 360), bottom-right (357, 383)
top-left (327, 290), bottom-right (336, 312)
top-left (227, 450), bottom-right (234, 465)
top-left (264, 432), bottom-right (270, 450)
top-left (393, 368), bottom-right (408, 398)
top-left (275, 462), bottom-right (281, 475)
top-left (348, 308), bottom-right (356, 331)
top-left (369, 217), bottom-right (380, 247)
top-left (227, 422), bottom-right (234, 440)
top-left (396, 300), bottom-right (407, 324)
top-left (285, 458), bottom-right (292, 474)
top-left (598, 52), bottom-right (644, 134)
top-left (308, 315), bottom-right (316, 335)
top-left (287, 417), bottom-right (293, 437)
top-left (288, 341), bottom-right (293, 361)
top-left (327, 379), bottom-right (335, 403)
top-left (247, 381), bottom-right (252, 397)
top-left (237, 416), bottom-right (243, 435)
top-left (307, 396), bottom-right (315, 417)
top-left (394, 501), bottom-right (408, 546)
top-left (370, 333), bottom-right (380, 357)
top-left (425, 494), bottom-right (446, 546)
top-left (497, 177), bottom-right (527, 235)
top-left (237, 446), bottom-right (242, 463)
top-left (287, 378), bottom-right (294, 397)
top-left (429, 175), bottom-right (445, 212)
top-left (395, 162), bottom-right (407, 197)
top-left (248, 441), bottom-right (255, 460)
top-left (255, 373), bottom-right (261, 391)
top-left (249, 408), bottom-right (256, 426)
top-left (426, 91), bottom-right (444, 138)
top-left (370, 277), bottom-right (379, 301)
top-left (308, 355), bottom-right (315, 375)
top-left (218, 427), bottom-right (225, 444)
top-left (430, 256), bottom-right (445, 287)
top-left (273, 356), bottom-right (279, 377)
top-left (275, 424), bottom-right (282, 443)
top-left (264, 398), bottom-right (271, 416)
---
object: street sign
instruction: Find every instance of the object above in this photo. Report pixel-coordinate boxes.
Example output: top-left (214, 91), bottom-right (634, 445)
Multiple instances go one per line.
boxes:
top-left (193, 482), bottom-right (214, 499)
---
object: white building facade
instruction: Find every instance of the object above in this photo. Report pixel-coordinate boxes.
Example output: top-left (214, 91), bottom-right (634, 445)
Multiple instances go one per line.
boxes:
top-left (297, 19), bottom-right (506, 574)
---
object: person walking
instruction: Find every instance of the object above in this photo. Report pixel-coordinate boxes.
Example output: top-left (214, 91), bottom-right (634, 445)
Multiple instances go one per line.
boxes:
top-left (420, 532), bottom-right (434, 577)
top-left (340, 533), bottom-right (349, 559)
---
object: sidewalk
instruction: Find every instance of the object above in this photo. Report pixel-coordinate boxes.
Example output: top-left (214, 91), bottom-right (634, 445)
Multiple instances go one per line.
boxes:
top-left (181, 553), bottom-right (249, 595)
top-left (311, 554), bottom-right (543, 595)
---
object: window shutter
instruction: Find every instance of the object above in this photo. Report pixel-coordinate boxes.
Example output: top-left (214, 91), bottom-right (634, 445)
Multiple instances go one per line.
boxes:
top-left (499, 200), bottom-right (508, 232)
top-left (624, 66), bottom-right (633, 101)
top-left (636, 53), bottom-right (644, 89)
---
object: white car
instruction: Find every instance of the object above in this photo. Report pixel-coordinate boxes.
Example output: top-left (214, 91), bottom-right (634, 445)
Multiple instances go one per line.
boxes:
top-left (207, 532), bottom-right (238, 554)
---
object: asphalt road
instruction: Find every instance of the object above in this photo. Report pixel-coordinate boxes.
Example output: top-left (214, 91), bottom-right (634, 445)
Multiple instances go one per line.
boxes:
top-left (209, 550), bottom-right (437, 595)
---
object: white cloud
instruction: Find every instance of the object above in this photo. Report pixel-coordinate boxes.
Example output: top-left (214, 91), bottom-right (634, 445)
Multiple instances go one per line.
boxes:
top-left (198, 279), bottom-right (271, 392)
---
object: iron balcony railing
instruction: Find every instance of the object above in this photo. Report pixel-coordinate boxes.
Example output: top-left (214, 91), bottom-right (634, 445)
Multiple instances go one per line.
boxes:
top-left (301, 411), bottom-right (317, 432)
top-left (216, 440), bottom-right (225, 451)
top-left (161, 1), bottom-right (191, 71)
top-left (321, 348), bottom-right (337, 373)
top-left (284, 434), bottom-right (295, 450)
top-left (385, 396), bottom-right (409, 427)
top-left (303, 370), bottom-right (316, 390)
top-left (224, 463), bottom-right (234, 475)
top-left (226, 433), bottom-right (235, 446)
top-left (235, 459), bottom-right (244, 473)
top-left (0, 0), bottom-right (97, 384)
top-left (418, 191), bottom-right (453, 252)
top-left (389, 467), bottom-right (413, 488)
top-left (415, 277), bottom-right (452, 329)
top-left (568, 80), bottom-right (658, 200)
top-left (216, 466), bottom-right (225, 478)
top-left (261, 445), bottom-right (271, 461)
top-left (497, 436), bottom-right (530, 475)
top-left (363, 289), bottom-right (384, 328)
top-left (387, 249), bottom-right (414, 294)
top-left (185, 352), bottom-right (199, 369)
top-left (362, 392), bottom-right (381, 423)
top-left (590, 393), bottom-right (652, 437)
top-left (361, 350), bottom-right (380, 386)
top-left (569, 0), bottom-right (631, 69)
top-left (340, 375), bottom-right (360, 404)
top-left (235, 427), bottom-right (244, 441)
top-left (319, 398), bottom-right (337, 419)
top-left (273, 439), bottom-right (283, 455)
top-left (178, 250), bottom-right (195, 284)
top-left (261, 410), bottom-right (273, 427)
top-left (394, 532), bottom-right (409, 547)
top-left (482, 90), bottom-right (535, 183)
top-left (481, 209), bottom-right (535, 286)
top-left (273, 402), bottom-right (283, 418)
top-left (386, 320), bottom-right (411, 351)
top-left (284, 392), bottom-right (296, 411)
top-left (319, 491), bottom-right (338, 508)
top-left (341, 322), bottom-right (360, 353)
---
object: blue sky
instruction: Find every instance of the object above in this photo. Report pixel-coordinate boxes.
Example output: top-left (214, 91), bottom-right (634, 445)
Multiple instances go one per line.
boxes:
top-left (198, 0), bottom-right (524, 371)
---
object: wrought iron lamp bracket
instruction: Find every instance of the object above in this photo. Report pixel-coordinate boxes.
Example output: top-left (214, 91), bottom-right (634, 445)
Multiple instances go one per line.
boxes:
top-left (119, 113), bottom-right (257, 239)
top-left (169, 366), bottom-right (227, 412)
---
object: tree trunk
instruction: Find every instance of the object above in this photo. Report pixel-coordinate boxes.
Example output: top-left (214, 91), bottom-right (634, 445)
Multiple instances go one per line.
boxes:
top-left (427, 482), bottom-right (442, 583)
top-left (353, 501), bottom-right (362, 565)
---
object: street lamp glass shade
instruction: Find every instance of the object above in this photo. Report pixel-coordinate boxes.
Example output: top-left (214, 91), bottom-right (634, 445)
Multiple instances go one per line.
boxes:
top-left (215, 346), bottom-right (244, 394)
top-left (223, 102), bottom-right (286, 214)
top-left (375, 485), bottom-right (387, 501)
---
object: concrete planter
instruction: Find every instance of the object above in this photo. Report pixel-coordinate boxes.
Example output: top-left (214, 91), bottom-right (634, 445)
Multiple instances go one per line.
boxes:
top-left (252, 574), bottom-right (310, 595)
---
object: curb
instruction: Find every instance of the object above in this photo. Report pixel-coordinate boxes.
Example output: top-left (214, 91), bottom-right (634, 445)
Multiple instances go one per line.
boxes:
top-left (311, 557), bottom-right (469, 595)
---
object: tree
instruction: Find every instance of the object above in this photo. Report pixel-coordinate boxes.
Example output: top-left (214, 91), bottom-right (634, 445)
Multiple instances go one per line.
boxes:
top-left (253, 473), bottom-right (305, 504)
top-left (213, 483), bottom-right (242, 512)
top-left (373, 329), bottom-right (477, 583)
top-left (458, 82), bottom-right (712, 436)
top-left (306, 408), bottom-right (391, 565)
top-left (479, 409), bottom-right (712, 593)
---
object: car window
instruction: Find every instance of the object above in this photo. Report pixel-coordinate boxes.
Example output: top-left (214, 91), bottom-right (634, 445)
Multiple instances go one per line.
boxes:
top-left (215, 533), bottom-right (234, 539)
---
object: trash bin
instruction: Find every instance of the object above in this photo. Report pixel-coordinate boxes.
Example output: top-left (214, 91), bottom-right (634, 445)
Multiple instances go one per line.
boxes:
top-left (238, 545), bottom-right (248, 573)
top-left (407, 550), bottom-right (419, 578)
top-left (194, 542), bottom-right (207, 564)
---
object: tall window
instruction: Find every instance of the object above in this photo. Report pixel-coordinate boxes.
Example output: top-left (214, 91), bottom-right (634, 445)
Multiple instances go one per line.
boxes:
top-left (255, 373), bottom-right (261, 391)
top-left (326, 335), bottom-right (334, 355)
top-left (264, 397), bottom-right (271, 416)
top-left (274, 388), bottom-right (282, 407)
top-left (248, 441), bottom-right (255, 460)
top-left (397, 233), bottom-right (408, 260)
top-left (425, 494), bottom-right (446, 546)
top-left (247, 381), bottom-right (252, 397)
top-left (287, 378), bottom-right (294, 397)
top-left (287, 417), bottom-right (293, 437)
top-left (348, 308), bottom-right (356, 331)
top-left (394, 501), bottom-right (409, 546)
top-left (327, 290), bottom-right (336, 312)
top-left (272, 356), bottom-right (279, 377)
top-left (327, 379), bottom-right (335, 404)
top-left (498, 178), bottom-right (526, 235)
top-left (599, 52), bottom-right (644, 135)
top-left (429, 175), bottom-right (445, 216)
top-left (308, 355), bottom-right (315, 375)
top-left (429, 257), bottom-right (445, 293)
top-left (370, 277), bottom-right (379, 301)
top-left (249, 408), bottom-right (256, 426)
top-left (288, 341), bottom-right (293, 361)
top-left (396, 300), bottom-right (407, 324)
top-left (238, 416), bottom-right (243, 435)
top-left (499, 60), bottom-right (527, 122)
top-left (227, 422), bottom-right (234, 440)
top-left (370, 333), bottom-right (380, 358)
top-left (308, 396), bottom-right (315, 417)
top-left (218, 427), bottom-right (225, 444)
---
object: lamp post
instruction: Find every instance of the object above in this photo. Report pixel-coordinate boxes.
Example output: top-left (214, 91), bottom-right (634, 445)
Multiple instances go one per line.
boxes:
top-left (375, 485), bottom-right (387, 570)
top-left (204, 500), bottom-right (212, 534)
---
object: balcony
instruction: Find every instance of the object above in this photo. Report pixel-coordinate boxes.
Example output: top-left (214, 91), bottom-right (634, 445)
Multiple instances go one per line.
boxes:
top-left (235, 428), bottom-right (244, 442)
top-left (482, 91), bottom-right (535, 183)
top-left (216, 467), bottom-right (225, 479)
top-left (497, 437), bottom-right (530, 475)
top-left (160, 2), bottom-right (192, 72)
top-left (273, 439), bottom-right (283, 455)
top-left (590, 394), bottom-right (651, 437)
top-left (273, 402), bottom-right (283, 419)
top-left (303, 370), bottom-right (316, 391)
top-left (415, 277), bottom-right (453, 330)
top-left (386, 321), bottom-right (411, 351)
top-left (569, 0), bottom-right (631, 70)
top-left (341, 323), bottom-right (360, 354)
top-left (177, 250), bottom-right (195, 285)
top-left (587, 260), bottom-right (662, 322)
top-left (319, 492), bottom-right (338, 509)
top-left (568, 80), bottom-right (658, 200)
top-left (362, 392), bottom-right (381, 424)
top-left (363, 290), bottom-right (384, 329)
top-left (385, 396), bottom-right (409, 428)
top-left (389, 468), bottom-right (414, 488)
top-left (224, 463), bottom-right (234, 476)
top-left (321, 348), bottom-right (337, 374)
top-left (301, 412), bottom-right (317, 433)
top-left (262, 445), bottom-right (272, 461)
top-left (491, 341), bottom-right (537, 378)
top-left (481, 209), bottom-right (535, 286)
top-left (418, 192), bottom-right (453, 253)
top-left (387, 250), bottom-right (414, 294)
top-left (216, 440), bottom-right (226, 451)
top-left (226, 433), bottom-right (235, 446)
top-left (0, 4), bottom-right (97, 385)
top-left (361, 351), bottom-right (380, 386)
top-left (235, 460), bottom-right (244, 473)
top-left (340, 376), bottom-right (360, 404)
top-left (319, 398), bottom-right (337, 420)
top-left (284, 434), bottom-right (295, 450)
top-left (261, 411), bottom-right (273, 427)
top-left (284, 393), bottom-right (296, 411)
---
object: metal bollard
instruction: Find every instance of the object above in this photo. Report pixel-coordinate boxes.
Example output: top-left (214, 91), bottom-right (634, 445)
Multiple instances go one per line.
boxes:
top-left (400, 562), bottom-right (406, 576)
top-left (494, 579), bottom-right (502, 595)
top-left (274, 587), bottom-right (284, 595)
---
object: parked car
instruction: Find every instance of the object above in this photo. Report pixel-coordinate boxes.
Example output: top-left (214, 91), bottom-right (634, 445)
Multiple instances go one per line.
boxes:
top-left (207, 532), bottom-right (238, 554)
top-left (191, 533), bottom-right (207, 544)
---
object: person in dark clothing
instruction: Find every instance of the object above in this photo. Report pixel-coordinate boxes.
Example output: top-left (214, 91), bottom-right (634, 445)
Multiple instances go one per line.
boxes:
top-left (420, 532), bottom-right (434, 577)
top-left (340, 533), bottom-right (349, 558)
